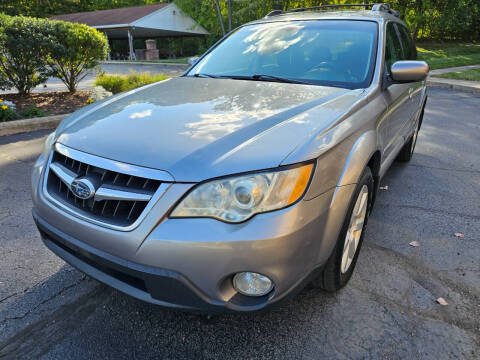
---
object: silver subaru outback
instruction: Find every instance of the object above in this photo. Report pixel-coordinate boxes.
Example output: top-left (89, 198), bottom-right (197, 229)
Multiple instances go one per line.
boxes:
top-left (32, 4), bottom-right (428, 312)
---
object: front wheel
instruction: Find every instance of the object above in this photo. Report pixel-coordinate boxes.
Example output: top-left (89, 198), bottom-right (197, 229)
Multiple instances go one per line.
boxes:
top-left (314, 167), bottom-right (373, 291)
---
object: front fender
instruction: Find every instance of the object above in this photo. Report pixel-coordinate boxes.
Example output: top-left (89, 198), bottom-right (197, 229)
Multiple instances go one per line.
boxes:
top-left (336, 130), bottom-right (379, 187)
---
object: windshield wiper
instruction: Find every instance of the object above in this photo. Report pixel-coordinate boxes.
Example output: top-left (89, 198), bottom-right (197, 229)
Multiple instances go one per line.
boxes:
top-left (216, 74), bottom-right (314, 85)
top-left (192, 73), bottom-right (219, 78)
top-left (251, 74), bottom-right (314, 85)
top-left (191, 73), bottom-right (313, 85)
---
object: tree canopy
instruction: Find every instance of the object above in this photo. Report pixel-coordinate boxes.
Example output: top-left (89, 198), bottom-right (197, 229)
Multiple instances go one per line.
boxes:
top-left (0, 0), bottom-right (478, 41)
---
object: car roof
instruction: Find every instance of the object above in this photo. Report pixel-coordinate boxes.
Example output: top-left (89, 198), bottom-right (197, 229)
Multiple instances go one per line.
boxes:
top-left (247, 10), bottom-right (406, 27)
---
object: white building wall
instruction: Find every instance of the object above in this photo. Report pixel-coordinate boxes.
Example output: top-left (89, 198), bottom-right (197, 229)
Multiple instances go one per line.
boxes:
top-left (132, 3), bottom-right (209, 35)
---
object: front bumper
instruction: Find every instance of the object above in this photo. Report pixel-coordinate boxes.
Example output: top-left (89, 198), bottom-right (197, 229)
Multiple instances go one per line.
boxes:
top-left (32, 156), bottom-right (355, 312)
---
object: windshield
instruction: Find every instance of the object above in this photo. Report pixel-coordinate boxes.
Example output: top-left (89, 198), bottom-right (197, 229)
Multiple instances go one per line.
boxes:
top-left (187, 20), bottom-right (378, 89)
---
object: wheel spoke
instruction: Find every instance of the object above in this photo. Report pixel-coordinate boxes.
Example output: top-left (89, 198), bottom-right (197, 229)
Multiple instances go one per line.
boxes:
top-left (341, 185), bottom-right (369, 274)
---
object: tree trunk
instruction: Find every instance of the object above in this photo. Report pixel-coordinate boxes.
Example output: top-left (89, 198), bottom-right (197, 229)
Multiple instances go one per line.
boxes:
top-left (214, 0), bottom-right (226, 36)
top-left (67, 68), bottom-right (76, 93)
top-left (228, 0), bottom-right (232, 32)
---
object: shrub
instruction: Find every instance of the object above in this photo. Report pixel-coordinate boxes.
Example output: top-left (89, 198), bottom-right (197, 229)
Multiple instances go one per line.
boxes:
top-left (95, 73), bottom-right (169, 94)
top-left (22, 106), bottom-right (46, 118)
top-left (0, 15), bottom-right (52, 95)
top-left (0, 14), bottom-right (108, 94)
top-left (95, 74), bottom-right (125, 94)
top-left (0, 101), bottom-right (19, 122)
top-left (47, 20), bottom-right (109, 93)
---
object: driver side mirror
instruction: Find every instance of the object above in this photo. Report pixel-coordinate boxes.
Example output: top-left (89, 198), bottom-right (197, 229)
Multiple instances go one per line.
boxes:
top-left (390, 61), bottom-right (429, 82)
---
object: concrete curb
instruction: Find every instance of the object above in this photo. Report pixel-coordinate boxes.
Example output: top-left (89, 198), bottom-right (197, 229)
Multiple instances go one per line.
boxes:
top-left (0, 114), bottom-right (69, 137)
top-left (429, 64), bottom-right (480, 76)
top-left (427, 79), bottom-right (480, 94)
top-left (101, 61), bottom-right (189, 67)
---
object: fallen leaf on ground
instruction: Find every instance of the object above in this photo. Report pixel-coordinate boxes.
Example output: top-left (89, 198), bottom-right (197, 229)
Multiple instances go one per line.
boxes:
top-left (379, 186), bottom-right (389, 190)
top-left (454, 232), bottom-right (465, 238)
top-left (436, 297), bottom-right (448, 306)
top-left (409, 241), bottom-right (420, 247)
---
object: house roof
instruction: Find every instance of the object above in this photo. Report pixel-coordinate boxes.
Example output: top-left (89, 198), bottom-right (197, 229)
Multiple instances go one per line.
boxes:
top-left (50, 3), bottom-right (169, 27)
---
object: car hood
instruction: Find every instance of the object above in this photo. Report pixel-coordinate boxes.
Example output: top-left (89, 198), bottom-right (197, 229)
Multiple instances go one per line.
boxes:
top-left (56, 77), bottom-right (361, 182)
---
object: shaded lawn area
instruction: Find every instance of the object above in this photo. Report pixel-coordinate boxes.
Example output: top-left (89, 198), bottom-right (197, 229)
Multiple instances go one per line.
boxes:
top-left (433, 67), bottom-right (480, 81)
top-left (1, 91), bottom-right (91, 119)
top-left (417, 42), bottom-right (480, 70)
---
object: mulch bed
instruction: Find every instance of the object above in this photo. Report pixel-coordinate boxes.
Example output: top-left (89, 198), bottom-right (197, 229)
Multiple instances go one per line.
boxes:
top-left (1, 91), bottom-right (91, 119)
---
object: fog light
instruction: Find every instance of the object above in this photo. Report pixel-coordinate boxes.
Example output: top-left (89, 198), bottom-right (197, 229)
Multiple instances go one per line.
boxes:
top-left (233, 272), bottom-right (273, 296)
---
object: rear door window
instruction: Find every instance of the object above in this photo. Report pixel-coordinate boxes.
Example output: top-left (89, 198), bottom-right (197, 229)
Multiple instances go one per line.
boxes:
top-left (385, 22), bottom-right (403, 72)
top-left (397, 25), bottom-right (417, 60)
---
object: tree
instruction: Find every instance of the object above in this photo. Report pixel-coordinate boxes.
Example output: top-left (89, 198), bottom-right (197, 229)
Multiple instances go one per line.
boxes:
top-left (47, 20), bottom-right (109, 93)
top-left (0, 15), bottom-right (52, 95)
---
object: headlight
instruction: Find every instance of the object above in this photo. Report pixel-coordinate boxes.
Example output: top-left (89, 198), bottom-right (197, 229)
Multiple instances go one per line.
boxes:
top-left (170, 163), bottom-right (314, 223)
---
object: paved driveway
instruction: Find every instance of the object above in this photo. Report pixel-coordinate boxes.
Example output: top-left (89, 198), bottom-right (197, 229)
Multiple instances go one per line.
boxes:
top-left (0, 88), bottom-right (479, 359)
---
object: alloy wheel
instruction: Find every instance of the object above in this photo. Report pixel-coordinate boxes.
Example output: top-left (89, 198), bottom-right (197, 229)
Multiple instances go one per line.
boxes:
top-left (341, 185), bottom-right (369, 274)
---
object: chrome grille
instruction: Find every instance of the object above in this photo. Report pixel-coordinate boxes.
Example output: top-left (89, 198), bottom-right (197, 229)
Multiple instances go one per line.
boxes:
top-left (44, 147), bottom-right (168, 229)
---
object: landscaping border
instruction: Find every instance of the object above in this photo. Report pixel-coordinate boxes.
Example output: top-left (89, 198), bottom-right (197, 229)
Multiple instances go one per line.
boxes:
top-left (0, 114), bottom-right (69, 136)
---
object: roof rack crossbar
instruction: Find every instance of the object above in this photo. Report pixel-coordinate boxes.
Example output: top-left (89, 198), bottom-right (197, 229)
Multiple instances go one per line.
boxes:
top-left (289, 3), bottom-right (375, 13)
top-left (266, 3), bottom-right (399, 18)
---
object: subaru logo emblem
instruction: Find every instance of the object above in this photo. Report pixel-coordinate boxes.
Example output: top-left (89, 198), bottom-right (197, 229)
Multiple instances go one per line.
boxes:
top-left (70, 178), bottom-right (95, 200)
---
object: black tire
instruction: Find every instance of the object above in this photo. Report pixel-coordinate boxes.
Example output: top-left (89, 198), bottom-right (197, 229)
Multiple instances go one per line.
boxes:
top-left (313, 167), bottom-right (374, 292)
top-left (396, 105), bottom-right (424, 163)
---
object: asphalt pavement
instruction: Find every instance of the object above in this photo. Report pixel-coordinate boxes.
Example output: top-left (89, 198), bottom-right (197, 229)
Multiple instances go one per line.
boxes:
top-left (0, 88), bottom-right (479, 359)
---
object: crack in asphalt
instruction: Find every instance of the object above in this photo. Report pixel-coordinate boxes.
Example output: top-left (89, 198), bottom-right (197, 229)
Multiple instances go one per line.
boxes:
top-left (0, 277), bottom-right (51, 305)
top-left (364, 242), bottom-right (480, 300)
top-left (359, 242), bottom-right (480, 336)
top-left (374, 202), bottom-right (480, 220)
top-left (408, 163), bottom-right (480, 174)
top-left (0, 285), bottom-right (107, 359)
top-left (0, 275), bottom-right (87, 328)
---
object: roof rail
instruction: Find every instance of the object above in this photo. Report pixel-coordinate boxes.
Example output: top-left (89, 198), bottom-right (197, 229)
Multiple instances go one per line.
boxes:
top-left (371, 3), bottom-right (399, 17)
top-left (265, 3), bottom-right (399, 18)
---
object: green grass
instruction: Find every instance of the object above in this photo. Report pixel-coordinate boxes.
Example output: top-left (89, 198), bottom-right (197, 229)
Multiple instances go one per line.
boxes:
top-left (433, 67), bottom-right (480, 81)
top-left (417, 43), bottom-right (480, 70)
top-left (95, 72), bottom-right (169, 94)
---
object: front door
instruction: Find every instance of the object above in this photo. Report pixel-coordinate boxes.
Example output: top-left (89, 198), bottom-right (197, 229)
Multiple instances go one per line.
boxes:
top-left (382, 22), bottom-right (415, 163)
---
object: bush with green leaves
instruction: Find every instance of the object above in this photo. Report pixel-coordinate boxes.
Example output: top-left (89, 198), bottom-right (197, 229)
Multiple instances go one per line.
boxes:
top-left (95, 73), bottom-right (169, 94)
top-left (47, 20), bottom-right (109, 93)
top-left (0, 15), bottom-right (52, 95)
top-left (0, 14), bottom-right (108, 94)
top-left (22, 106), bottom-right (46, 118)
